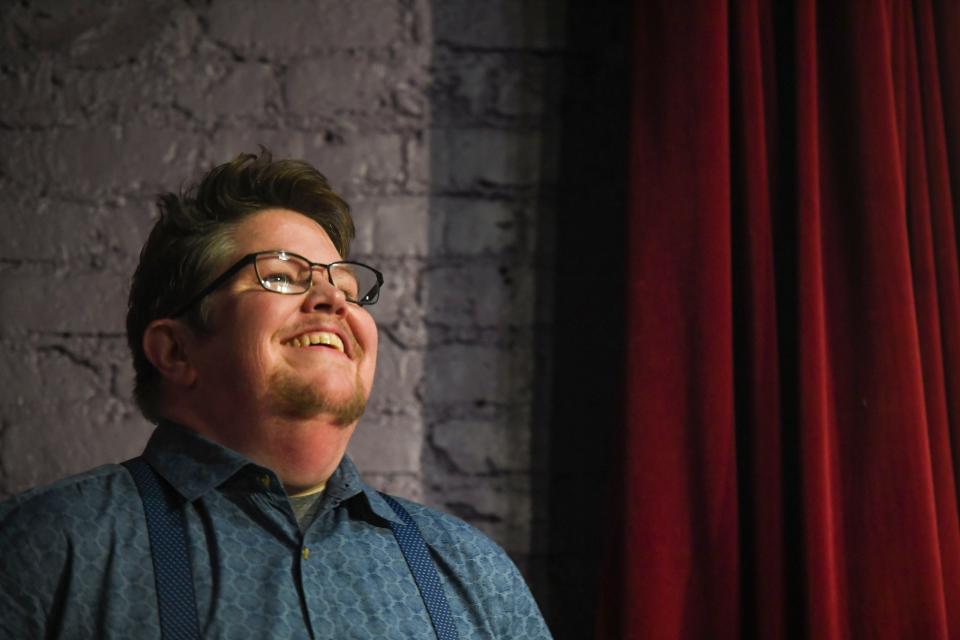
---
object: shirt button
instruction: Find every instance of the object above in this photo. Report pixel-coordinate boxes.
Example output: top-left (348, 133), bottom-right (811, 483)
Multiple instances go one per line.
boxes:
top-left (302, 547), bottom-right (311, 560)
top-left (258, 474), bottom-right (271, 489)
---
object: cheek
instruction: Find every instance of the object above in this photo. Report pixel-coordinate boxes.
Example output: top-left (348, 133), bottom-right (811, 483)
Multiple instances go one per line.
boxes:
top-left (351, 311), bottom-right (379, 373)
top-left (228, 305), bottom-right (287, 376)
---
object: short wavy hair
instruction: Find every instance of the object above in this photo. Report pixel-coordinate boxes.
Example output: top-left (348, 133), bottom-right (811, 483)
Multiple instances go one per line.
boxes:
top-left (126, 149), bottom-right (354, 421)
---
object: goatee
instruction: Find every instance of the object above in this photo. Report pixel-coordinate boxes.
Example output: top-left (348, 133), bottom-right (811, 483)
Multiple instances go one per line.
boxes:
top-left (267, 369), bottom-right (368, 426)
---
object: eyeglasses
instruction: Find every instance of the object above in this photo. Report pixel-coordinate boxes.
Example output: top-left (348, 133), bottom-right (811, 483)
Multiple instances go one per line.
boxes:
top-left (170, 250), bottom-right (384, 318)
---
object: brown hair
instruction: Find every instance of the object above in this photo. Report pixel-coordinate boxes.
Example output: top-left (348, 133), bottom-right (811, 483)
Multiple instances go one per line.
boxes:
top-left (126, 149), bottom-right (354, 421)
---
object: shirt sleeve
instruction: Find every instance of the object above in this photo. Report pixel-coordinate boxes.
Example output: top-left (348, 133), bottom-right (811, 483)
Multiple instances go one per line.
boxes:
top-left (493, 556), bottom-right (554, 639)
top-left (402, 498), bottom-right (554, 639)
top-left (0, 496), bottom-right (64, 640)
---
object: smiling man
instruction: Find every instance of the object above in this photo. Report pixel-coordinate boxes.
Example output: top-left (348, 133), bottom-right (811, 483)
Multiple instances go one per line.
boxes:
top-left (0, 151), bottom-right (552, 639)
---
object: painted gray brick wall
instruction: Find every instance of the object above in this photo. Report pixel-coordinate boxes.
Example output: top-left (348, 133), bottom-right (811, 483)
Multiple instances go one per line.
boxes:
top-left (0, 0), bottom-right (565, 610)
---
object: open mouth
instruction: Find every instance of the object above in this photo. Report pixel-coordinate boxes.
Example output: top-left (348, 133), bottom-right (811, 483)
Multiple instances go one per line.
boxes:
top-left (283, 331), bottom-right (346, 354)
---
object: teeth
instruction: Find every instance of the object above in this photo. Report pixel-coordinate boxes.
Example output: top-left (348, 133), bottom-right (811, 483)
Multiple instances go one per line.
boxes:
top-left (288, 332), bottom-right (344, 353)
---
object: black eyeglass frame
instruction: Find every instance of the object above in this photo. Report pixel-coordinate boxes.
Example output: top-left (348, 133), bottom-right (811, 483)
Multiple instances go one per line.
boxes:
top-left (169, 250), bottom-right (384, 318)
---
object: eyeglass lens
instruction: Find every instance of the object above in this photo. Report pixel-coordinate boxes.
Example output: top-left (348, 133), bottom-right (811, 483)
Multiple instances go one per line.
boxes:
top-left (254, 254), bottom-right (379, 304)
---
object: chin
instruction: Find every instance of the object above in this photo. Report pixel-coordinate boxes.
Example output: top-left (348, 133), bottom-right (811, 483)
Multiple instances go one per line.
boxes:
top-left (267, 369), bottom-right (368, 426)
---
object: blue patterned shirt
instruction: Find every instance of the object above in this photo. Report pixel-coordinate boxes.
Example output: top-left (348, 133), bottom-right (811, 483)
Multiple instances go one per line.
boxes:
top-left (0, 422), bottom-right (552, 639)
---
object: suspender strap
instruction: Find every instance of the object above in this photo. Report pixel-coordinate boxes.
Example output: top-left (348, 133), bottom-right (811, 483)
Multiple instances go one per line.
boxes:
top-left (380, 493), bottom-right (460, 640)
top-left (123, 458), bottom-right (202, 640)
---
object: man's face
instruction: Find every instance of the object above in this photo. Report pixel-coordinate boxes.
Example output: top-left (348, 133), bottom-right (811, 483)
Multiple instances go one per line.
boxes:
top-left (190, 208), bottom-right (378, 427)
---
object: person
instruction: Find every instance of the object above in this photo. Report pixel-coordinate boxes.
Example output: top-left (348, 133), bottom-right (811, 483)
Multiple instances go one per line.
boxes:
top-left (0, 150), bottom-right (552, 639)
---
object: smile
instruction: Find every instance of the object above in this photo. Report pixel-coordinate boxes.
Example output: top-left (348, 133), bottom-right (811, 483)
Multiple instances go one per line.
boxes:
top-left (283, 331), bottom-right (346, 353)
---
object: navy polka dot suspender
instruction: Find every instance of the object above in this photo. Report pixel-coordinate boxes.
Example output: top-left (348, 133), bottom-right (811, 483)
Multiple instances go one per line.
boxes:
top-left (379, 493), bottom-right (460, 640)
top-left (124, 458), bottom-right (201, 640)
top-left (124, 458), bottom-right (460, 640)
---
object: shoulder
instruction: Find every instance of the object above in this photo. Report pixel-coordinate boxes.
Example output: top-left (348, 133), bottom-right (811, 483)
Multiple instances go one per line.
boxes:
top-left (386, 495), bottom-right (511, 564)
top-left (1, 463), bottom-right (139, 538)
top-left (1, 463), bottom-right (143, 583)
top-left (381, 495), bottom-right (528, 599)
top-left (383, 496), bottom-right (552, 638)
top-left (0, 464), bottom-right (149, 638)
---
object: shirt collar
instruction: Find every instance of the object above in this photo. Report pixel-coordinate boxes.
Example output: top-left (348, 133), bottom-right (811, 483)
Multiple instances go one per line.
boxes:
top-left (142, 420), bottom-right (250, 502)
top-left (141, 420), bottom-right (404, 524)
top-left (328, 455), bottom-right (404, 525)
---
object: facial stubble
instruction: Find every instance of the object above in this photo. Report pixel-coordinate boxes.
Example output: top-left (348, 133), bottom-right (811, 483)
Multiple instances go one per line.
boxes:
top-left (267, 366), bottom-right (368, 426)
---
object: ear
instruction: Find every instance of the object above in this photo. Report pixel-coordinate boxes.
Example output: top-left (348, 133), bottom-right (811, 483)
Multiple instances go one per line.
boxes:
top-left (142, 319), bottom-right (199, 388)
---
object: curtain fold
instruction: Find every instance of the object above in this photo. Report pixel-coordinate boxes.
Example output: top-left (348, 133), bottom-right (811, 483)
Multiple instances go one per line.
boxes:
top-left (600, 1), bottom-right (960, 637)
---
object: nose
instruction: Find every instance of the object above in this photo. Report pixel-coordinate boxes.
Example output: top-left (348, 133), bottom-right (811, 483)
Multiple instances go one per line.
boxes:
top-left (300, 272), bottom-right (348, 316)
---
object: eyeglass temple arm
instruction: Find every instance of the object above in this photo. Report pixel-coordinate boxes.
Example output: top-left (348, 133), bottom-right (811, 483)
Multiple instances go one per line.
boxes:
top-left (169, 255), bottom-right (258, 318)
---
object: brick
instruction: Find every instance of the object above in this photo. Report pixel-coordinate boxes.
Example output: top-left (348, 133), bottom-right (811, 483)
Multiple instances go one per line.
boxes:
top-left (206, 63), bottom-right (276, 118)
top-left (348, 408), bottom-right (422, 474)
top-left (0, 267), bottom-right (128, 335)
top-left (0, 127), bottom-right (201, 197)
top-left (369, 197), bottom-right (430, 257)
top-left (202, 130), bottom-right (309, 167)
top-left (67, 2), bottom-right (173, 69)
top-left (316, 133), bottom-right (406, 193)
top-left (153, 7), bottom-right (204, 60)
top-left (362, 259), bottom-right (425, 338)
top-left (204, 131), bottom-right (405, 195)
top-left (422, 262), bottom-right (534, 327)
top-left (90, 199), bottom-right (157, 267)
top-left (492, 58), bottom-right (548, 118)
top-left (430, 50), bottom-right (556, 127)
top-left (366, 339), bottom-right (423, 413)
top-left (435, 197), bottom-right (518, 255)
top-left (404, 131), bottom-right (431, 193)
top-left (0, 61), bottom-right (60, 127)
top-left (394, 82), bottom-right (427, 117)
top-left (207, 0), bottom-right (403, 57)
top-left (346, 200), bottom-right (377, 257)
top-left (4, 2), bottom-right (104, 56)
top-left (57, 64), bottom-right (174, 126)
top-left (421, 264), bottom-right (479, 325)
top-left (0, 398), bottom-right (153, 497)
top-left (113, 354), bottom-right (137, 405)
top-left (287, 56), bottom-right (392, 115)
top-left (431, 417), bottom-right (530, 473)
top-left (0, 195), bottom-right (92, 261)
top-left (421, 344), bottom-right (502, 405)
top-left (429, 50), bottom-right (492, 123)
top-left (0, 341), bottom-right (99, 406)
top-left (434, 0), bottom-right (564, 50)
top-left (428, 476), bottom-right (533, 554)
top-left (167, 60), bottom-right (220, 119)
top-left (0, 194), bottom-right (154, 265)
top-left (360, 473), bottom-right (424, 501)
top-left (4, 1), bottom-right (172, 71)
top-left (430, 129), bottom-right (541, 191)
top-left (0, 337), bottom-right (153, 496)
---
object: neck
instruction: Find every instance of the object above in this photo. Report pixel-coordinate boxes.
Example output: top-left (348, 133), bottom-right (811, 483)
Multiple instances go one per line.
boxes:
top-left (161, 401), bottom-right (356, 493)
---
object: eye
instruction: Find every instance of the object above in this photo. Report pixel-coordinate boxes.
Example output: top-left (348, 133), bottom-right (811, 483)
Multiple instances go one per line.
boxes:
top-left (262, 271), bottom-right (302, 293)
top-left (264, 272), bottom-right (295, 285)
top-left (331, 268), bottom-right (360, 300)
top-left (337, 281), bottom-right (360, 300)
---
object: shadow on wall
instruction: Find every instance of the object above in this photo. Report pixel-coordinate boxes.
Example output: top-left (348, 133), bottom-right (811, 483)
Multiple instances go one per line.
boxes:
top-left (531, 1), bottom-right (632, 636)
top-left (424, 1), bottom-right (632, 637)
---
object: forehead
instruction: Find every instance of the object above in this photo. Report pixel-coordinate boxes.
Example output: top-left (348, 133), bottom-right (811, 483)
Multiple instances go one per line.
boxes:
top-left (231, 209), bottom-right (342, 262)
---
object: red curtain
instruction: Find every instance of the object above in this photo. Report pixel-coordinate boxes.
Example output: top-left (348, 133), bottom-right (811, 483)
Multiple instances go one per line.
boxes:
top-left (600, 1), bottom-right (960, 637)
